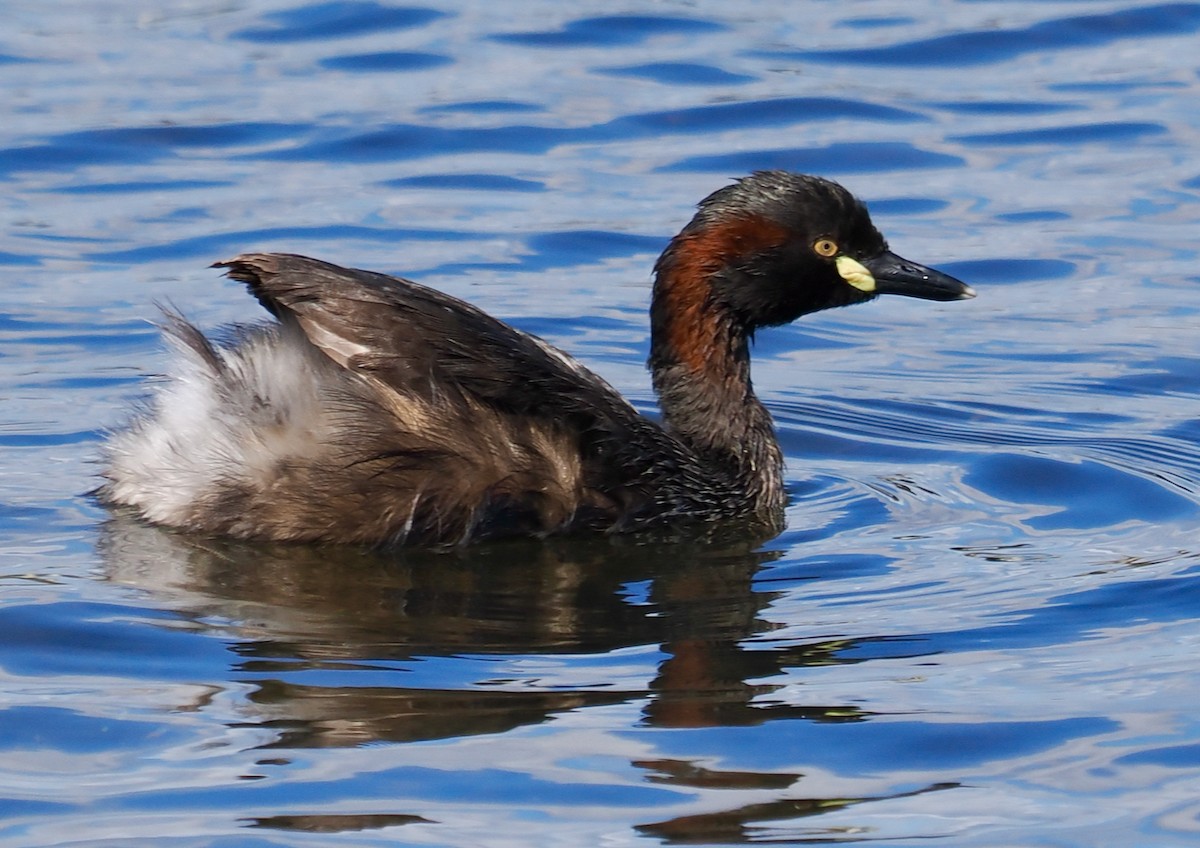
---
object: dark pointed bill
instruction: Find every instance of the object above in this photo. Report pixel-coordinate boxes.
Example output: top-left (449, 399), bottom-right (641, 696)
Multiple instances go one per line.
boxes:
top-left (862, 250), bottom-right (975, 301)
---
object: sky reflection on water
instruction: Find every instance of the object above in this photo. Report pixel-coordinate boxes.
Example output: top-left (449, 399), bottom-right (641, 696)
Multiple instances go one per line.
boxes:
top-left (2, 1), bottom-right (1200, 845)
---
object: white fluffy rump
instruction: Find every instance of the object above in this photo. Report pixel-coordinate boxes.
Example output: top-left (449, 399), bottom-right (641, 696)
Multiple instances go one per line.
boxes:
top-left (100, 312), bottom-right (590, 545)
top-left (101, 318), bottom-right (335, 528)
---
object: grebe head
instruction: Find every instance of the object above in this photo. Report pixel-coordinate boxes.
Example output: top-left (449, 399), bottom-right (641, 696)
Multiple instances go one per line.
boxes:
top-left (647, 172), bottom-right (973, 515)
top-left (653, 171), bottom-right (974, 338)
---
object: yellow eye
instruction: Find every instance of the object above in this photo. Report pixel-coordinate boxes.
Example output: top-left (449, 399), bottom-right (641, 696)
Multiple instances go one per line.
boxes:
top-left (813, 239), bottom-right (838, 258)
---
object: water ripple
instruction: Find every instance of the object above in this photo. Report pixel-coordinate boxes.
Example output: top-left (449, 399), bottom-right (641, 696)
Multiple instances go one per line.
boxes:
top-left (50, 179), bottom-right (232, 195)
top-left (318, 51), bottom-right (453, 73)
top-left (245, 96), bottom-right (921, 166)
top-left (775, 394), bottom-right (1200, 503)
top-left (939, 258), bottom-right (1075, 285)
top-left (770, 3), bottom-right (1200, 67)
top-left (928, 100), bottom-right (1082, 116)
top-left (6, 2), bottom-right (1200, 845)
top-left (0, 123), bottom-right (304, 176)
top-left (952, 121), bottom-right (1167, 147)
top-left (595, 62), bottom-right (755, 87)
top-left (231, 2), bottom-right (447, 43)
top-left (617, 97), bottom-right (921, 134)
top-left (82, 224), bottom-right (483, 264)
top-left (491, 15), bottom-right (725, 47)
top-left (661, 141), bottom-right (963, 175)
top-left (380, 174), bottom-right (545, 192)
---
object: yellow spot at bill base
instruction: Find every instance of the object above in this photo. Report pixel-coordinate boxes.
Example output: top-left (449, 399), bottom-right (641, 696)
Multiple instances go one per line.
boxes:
top-left (836, 255), bottom-right (876, 292)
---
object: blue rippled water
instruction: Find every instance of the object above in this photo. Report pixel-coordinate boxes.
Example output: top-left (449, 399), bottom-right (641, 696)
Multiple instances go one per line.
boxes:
top-left (3, 2), bottom-right (1200, 846)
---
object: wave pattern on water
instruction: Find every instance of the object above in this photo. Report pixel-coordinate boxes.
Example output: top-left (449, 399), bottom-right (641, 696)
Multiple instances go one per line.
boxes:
top-left (771, 3), bottom-right (1200, 67)
top-left (2, 1), bottom-right (1200, 846)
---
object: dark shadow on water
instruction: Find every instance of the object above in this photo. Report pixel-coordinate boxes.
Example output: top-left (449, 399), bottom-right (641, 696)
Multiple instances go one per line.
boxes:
top-left (244, 812), bottom-right (433, 834)
top-left (95, 516), bottom-right (976, 838)
top-left (96, 511), bottom-right (1195, 738)
top-left (92, 513), bottom-right (1167, 837)
top-left (98, 516), bottom-right (877, 748)
top-left (635, 780), bottom-right (959, 845)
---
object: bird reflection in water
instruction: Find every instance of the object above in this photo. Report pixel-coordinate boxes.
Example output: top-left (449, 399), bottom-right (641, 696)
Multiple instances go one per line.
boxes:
top-left (100, 517), bottom-right (954, 840)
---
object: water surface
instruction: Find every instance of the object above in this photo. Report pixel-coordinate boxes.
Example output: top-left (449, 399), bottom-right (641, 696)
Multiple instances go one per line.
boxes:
top-left (3, 1), bottom-right (1200, 845)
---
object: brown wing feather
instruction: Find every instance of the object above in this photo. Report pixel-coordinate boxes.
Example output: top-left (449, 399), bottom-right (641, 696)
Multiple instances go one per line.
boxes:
top-left (215, 253), bottom-right (634, 419)
top-left (209, 253), bottom-right (707, 542)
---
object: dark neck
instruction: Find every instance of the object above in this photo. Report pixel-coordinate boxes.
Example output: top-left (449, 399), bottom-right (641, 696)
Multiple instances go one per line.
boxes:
top-left (648, 263), bottom-right (785, 519)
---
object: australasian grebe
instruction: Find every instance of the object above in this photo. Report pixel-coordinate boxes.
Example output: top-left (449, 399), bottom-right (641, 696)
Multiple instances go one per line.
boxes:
top-left (100, 171), bottom-right (974, 546)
